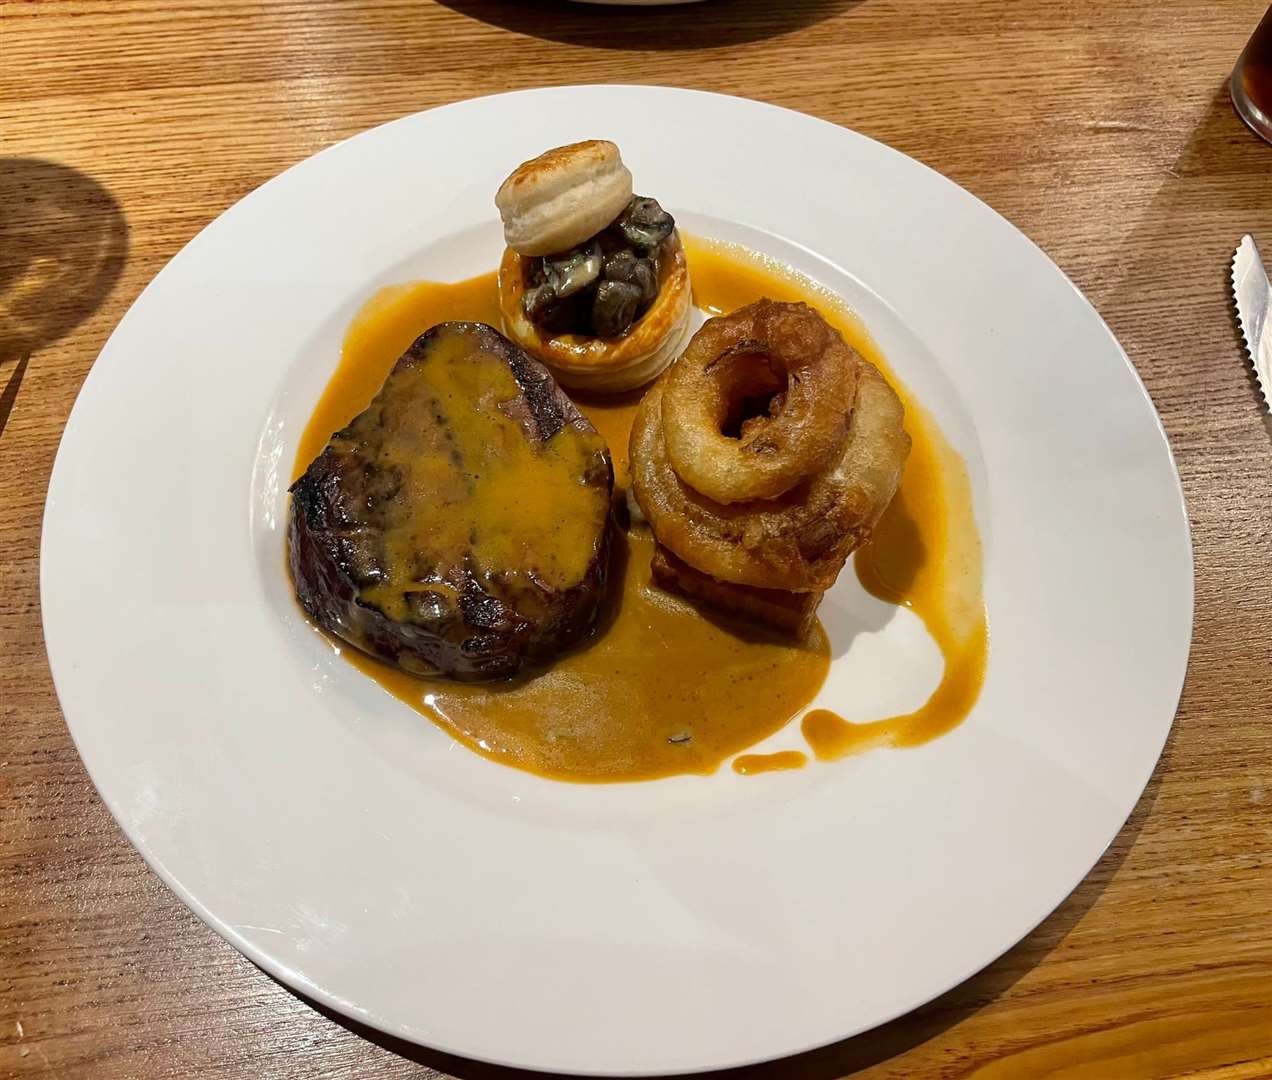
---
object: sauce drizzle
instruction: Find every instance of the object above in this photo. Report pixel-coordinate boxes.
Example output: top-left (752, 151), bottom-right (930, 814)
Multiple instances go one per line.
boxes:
top-left (732, 751), bottom-right (809, 776)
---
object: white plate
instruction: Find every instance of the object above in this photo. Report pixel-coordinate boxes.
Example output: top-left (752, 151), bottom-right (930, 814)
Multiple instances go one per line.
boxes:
top-left (41, 86), bottom-right (1192, 1074)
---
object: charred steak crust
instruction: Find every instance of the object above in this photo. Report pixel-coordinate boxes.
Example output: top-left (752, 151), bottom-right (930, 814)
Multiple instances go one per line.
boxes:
top-left (289, 322), bottom-right (614, 682)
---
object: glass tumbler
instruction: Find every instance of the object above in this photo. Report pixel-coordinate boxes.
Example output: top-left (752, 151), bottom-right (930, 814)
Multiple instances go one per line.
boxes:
top-left (1232, 5), bottom-right (1272, 143)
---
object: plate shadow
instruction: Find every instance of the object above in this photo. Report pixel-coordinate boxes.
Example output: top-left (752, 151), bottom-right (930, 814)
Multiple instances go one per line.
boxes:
top-left (435, 0), bottom-right (863, 50)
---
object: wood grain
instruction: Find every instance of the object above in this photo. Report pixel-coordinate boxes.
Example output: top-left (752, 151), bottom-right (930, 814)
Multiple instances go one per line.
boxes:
top-left (3, 1), bottom-right (1272, 1077)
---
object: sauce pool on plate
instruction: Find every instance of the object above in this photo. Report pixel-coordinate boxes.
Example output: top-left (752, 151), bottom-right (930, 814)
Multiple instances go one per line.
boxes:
top-left (683, 239), bottom-right (989, 760)
top-left (291, 237), bottom-right (988, 782)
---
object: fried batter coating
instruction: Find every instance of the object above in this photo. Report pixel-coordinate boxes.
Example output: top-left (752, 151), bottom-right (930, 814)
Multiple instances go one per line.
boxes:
top-left (631, 301), bottom-right (910, 594)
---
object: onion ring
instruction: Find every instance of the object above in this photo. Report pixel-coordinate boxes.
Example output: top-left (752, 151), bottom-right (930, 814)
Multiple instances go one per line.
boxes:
top-left (630, 304), bottom-right (910, 593)
top-left (661, 301), bottom-right (858, 504)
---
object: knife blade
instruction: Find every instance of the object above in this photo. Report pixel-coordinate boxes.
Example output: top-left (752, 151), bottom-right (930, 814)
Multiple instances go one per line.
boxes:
top-left (1232, 234), bottom-right (1272, 409)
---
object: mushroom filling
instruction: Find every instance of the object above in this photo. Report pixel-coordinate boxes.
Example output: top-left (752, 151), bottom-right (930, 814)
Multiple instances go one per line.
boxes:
top-left (522, 196), bottom-right (675, 339)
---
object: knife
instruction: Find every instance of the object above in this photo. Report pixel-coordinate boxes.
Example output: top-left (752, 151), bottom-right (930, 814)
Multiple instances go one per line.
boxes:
top-left (1232, 234), bottom-right (1272, 409)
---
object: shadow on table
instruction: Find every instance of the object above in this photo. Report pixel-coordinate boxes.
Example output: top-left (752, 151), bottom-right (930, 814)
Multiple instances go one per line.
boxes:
top-left (435, 0), bottom-right (861, 50)
top-left (1103, 83), bottom-right (1269, 420)
top-left (1171, 83), bottom-right (1267, 376)
top-left (0, 158), bottom-right (128, 437)
top-left (291, 721), bottom-right (1176, 1079)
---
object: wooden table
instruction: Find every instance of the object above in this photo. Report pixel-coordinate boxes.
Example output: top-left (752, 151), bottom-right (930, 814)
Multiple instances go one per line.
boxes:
top-left (4, 1), bottom-right (1272, 1076)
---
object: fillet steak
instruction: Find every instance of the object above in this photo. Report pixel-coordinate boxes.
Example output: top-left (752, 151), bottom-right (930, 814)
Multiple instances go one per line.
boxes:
top-left (289, 322), bottom-right (614, 681)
